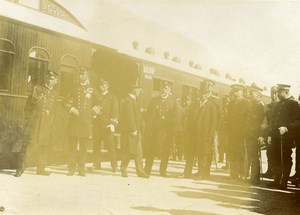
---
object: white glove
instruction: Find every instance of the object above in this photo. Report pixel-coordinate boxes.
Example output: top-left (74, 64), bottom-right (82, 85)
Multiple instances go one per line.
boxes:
top-left (107, 124), bottom-right (115, 133)
top-left (70, 107), bottom-right (79, 116)
top-left (279, 127), bottom-right (288, 135)
top-left (131, 130), bottom-right (138, 136)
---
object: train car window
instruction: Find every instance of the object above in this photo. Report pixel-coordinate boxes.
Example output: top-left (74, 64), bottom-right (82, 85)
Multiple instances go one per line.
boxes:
top-left (0, 39), bottom-right (15, 91)
top-left (60, 54), bottom-right (79, 98)
top-left (27, 47), bottom-right (49, 92)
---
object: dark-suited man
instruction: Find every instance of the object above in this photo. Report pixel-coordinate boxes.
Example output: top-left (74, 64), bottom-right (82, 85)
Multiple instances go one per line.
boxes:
top-left (15, 70), bottom-right (59, 177)
top-left (245, 86), bottom-right (265, 185)
top-left (144, 81), bottom-right (177, 177)
top-left (268, 84), bottom-right (300, 189)
top-left (92, 79), bottom-right (118, 172)
top-left (119, 85), bottom-right (149, 178)
top-left (227, 84), bottom-right (250, 181)
top-left (193, 80), bottom-right (218, 179)
top-left (65, 67), bottom-right (98, 177)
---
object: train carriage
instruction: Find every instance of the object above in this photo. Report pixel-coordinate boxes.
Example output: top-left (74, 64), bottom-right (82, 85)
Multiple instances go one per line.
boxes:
top-left (0, 0), bottom-right (270, 168)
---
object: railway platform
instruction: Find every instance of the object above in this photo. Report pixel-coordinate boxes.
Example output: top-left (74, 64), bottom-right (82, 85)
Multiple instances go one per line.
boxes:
top-left (1, 151), bottom-right (300, 215)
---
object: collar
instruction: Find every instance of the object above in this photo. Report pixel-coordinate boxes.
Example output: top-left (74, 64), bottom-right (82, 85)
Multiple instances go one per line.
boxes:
top-left (102, 91), bottom-right (108, 96)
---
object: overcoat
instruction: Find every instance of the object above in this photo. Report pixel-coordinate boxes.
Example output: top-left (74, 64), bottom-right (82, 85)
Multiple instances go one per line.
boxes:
top-left (193, 98), bottom-right (218, 155)
top-left (119, 95), bottom-right (142, 155)
top-left (23, 85), bottom-right (57, 145)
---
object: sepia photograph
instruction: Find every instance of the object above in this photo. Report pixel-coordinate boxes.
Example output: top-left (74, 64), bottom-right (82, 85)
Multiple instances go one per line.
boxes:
top-left (1, 0), bottom-right (300, 214)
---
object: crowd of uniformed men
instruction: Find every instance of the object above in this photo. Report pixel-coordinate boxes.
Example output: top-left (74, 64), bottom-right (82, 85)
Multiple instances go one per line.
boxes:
top-left (14, 67), bottom-right (300, 190)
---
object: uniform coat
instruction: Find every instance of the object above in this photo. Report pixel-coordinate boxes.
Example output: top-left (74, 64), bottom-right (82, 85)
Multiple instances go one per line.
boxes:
top-left (23, 85), bottom-right (57, 146)
top-left (65, 84), bottom-right (98, 137)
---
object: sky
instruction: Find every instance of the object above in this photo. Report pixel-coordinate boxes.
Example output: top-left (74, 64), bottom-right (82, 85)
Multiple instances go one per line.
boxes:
top-left (57, 0), bottom-right (300, 95)
top-left (109, 0), bottom-right (300, 95)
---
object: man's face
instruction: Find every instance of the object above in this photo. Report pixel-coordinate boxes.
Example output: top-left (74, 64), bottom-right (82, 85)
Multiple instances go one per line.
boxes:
top-left (79, 73), bottom-right (88, 83)
top-left (250, 91), bottom-right (260, 101)
top-left (234, 89), bottom-right (243, 100)
top-left (100, 83), bottom-right (109, 93)
top-left (46, 77), bottom-right (58, 88)
top-left (271, 91), bottom-right (278, 102)
top-left (161, 86), bottom-right (171, 96)
top-left (277, 90), bottom-right (288, 101)
top-left (134, 88), bottom-right (142, 97)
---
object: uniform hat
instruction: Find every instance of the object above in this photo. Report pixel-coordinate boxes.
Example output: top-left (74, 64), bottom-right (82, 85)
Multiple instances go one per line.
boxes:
top-left (270, 86), bottom-right (278, 93)
top-left (277, 84), bottom-right (291, 91)
top-left (231, 83), bottom-right (245, 91)
top-left (249, 85), bottom-right (263, 93)
top-left (200, 79), bottom-right (215, 93)
top-left (161, 81), bottom-right (172, 89)
top-left (79, 66), bottom-right (88, 75)
top-left (99, 78), bottom-right (109, 85)
top-left (46, 70), bottom-right (59, 80)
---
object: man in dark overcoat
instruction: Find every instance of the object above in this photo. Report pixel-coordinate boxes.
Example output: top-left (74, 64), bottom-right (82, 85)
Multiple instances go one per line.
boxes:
top-left (119, 85), bottom-right (149, 178)
top-left (65, 67), bottom-right (99, 176)
top-left (227, 84), bottom-right (250, 181)
top-left (193, 79), bottom-right (218, 179)
top-left (144, 81), bottom-right (178, 177)
top-left (92, 78), bottom-right (118, 172)
top-left (15, 70), bottom-right (59, 177)
top-left (268, 84), bottom-right (300, 189)
top-left (245, 86), bottom-right (265, 185)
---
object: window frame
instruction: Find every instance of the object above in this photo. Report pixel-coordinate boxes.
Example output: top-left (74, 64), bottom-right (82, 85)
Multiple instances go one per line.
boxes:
top-left (0, 38), bottom-right (15, 93)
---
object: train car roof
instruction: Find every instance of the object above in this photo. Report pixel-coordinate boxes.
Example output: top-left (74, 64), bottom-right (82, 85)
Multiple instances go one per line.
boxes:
top-left (0, 0), bottom-right (270, 97)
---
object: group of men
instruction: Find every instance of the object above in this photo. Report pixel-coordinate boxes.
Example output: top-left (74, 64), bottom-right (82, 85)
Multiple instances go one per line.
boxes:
top-left (13, 67), bottom-right (300, 190)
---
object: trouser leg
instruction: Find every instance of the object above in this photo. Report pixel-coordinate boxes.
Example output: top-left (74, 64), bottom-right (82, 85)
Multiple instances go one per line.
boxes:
top-left (93, 136), bottom-right (102, 168)
top-left (106, 132), bottom-right (117, 170)
top-left (68, 136), bottom-right (78, 172)
top-left (78, 137), bottom-right (88, 174)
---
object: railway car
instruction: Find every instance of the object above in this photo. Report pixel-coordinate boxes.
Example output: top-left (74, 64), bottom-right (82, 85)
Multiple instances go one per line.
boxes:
top-left (0, 0), bottom-right (270, 168)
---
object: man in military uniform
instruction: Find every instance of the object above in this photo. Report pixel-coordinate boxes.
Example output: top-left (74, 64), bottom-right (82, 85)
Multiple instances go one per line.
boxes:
top-left (263, 86), bottom-right (278, 178)
top-left (245, 86), bottom-right (265, 185)
top-left (227, 84), bottom-right (250, 181)
top-left (92, 78), bottom-right (118, 172)
top-left (15, 70), bottom-right (59, 177)
top-left (193, 79), bottom-right (218, 180)
top-left (144, 81), bottom-right (177, 177)
top-left (65, 67), bottom-right (99, 177)
top-left (268, 84), bottom-right (300, 189)
top-left (119, 85), bottom-right (149, 178)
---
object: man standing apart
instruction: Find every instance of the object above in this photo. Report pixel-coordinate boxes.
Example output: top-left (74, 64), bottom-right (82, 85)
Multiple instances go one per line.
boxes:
top-left (119, 85), bottom-right (149, 178)
top-left (92, 78), bottom-right (118, 172)
top-left (268, 84), bottom-right (300, 189)
top-left (15, 70), bottom-right (59, 177)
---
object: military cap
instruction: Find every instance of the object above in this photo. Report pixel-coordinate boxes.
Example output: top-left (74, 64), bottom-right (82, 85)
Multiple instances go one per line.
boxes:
top-left (79, 66), bottom-right (88, 75)
top-left (99, 78), bottom-right (109, 85)
top-left (160, 81), bottom-right (172, 89)
top-left (249, 85), bottom-right (263, 93)
top-left (277, 84), bottom-right (291, 91)
top-left (231, 83), bottom-right (245, 91)
top-left (270, 86), bottom-right (278, 93)
top-left (200, 79), bottom-right (215, 92)
top-left (46, 70), bottom-right (59, 80)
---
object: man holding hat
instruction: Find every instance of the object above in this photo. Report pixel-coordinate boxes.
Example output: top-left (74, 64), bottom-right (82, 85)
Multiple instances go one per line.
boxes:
top-left (144, 81), bottom-right (178, 177)
top-left (65, 67), bottom-right (99, 177)
top-left (15, 70), bottom-right (59, 177)
top-left (267, 84), bottom-right (300, 189)
top-left (119, 84), bottom-right (149, 178)
top-left (92, 78), bottom-right (118, 172)
top-left (244, 85), bottom-right (265, 185)
top-left (227, 83), bottom-right (250, 181)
